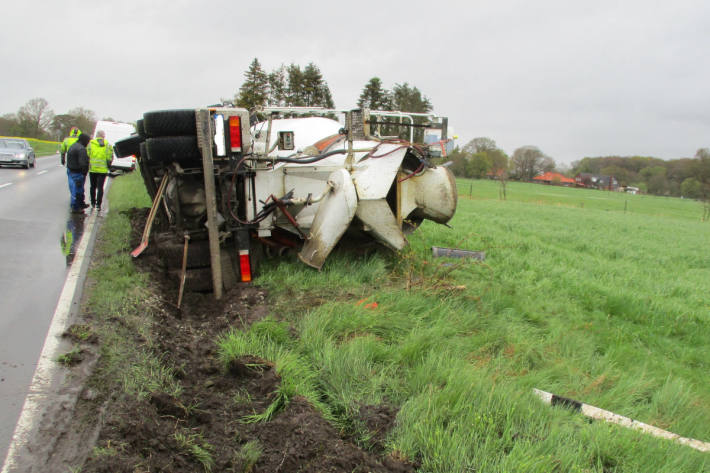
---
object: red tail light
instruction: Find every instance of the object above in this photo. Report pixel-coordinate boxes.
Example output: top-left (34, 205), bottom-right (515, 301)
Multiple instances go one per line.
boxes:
top-left (229, 116), bottom-right (242, 152)
top-left (239, 249), bottom-right (252, 282)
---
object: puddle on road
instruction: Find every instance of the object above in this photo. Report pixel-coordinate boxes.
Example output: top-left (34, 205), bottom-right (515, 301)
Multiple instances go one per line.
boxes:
top-left (60, 213), bottom-right (86, 266)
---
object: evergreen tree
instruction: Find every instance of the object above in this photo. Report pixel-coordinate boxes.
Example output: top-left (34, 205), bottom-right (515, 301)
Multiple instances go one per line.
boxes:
top-left (392, 83), bottom-right (432, 140)
top-left (236, 58), bottom-right (269, 110)
top-left (302, 63), bottom-right (334, 108)
top-left (392, 83), bottom-right (432, 113)
top-left (302, 63), bottom-right (321, 106)
top-left (319, 84), bottom-right (335, 109)
top-left (358, 77), bottom-right (392, 110)
top-left (286, 64), bottom-right (305, 106)
top-left (267, 65), bottom-right (287, 106)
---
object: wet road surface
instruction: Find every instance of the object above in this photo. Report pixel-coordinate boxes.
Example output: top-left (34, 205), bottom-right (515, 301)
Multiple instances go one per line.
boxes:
top-left (0, 155), bottom-right (90, 462)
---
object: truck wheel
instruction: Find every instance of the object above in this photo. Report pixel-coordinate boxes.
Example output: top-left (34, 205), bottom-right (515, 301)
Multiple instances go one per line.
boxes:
top-left (144, 136), bottom-right (201, 165)
top-left (143, 109), bottom-right (196, 137)
top-left (114, 135), bottom-right (144, 158)
top-left (158, 239), bottom-right (212, 270)
top-left (138, 143), bottom-right (158, 199)
top-left (169, 267), bottom-right (213, 292)
top-left (136, 119), bottom-right (146, 138)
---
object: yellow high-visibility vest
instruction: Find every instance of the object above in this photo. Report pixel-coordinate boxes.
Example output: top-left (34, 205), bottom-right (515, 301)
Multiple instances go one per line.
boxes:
top-left (88, 138), bottom-right (112, 173)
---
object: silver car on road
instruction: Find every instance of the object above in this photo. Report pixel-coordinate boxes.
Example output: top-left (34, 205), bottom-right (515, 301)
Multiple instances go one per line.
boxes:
top-left (0, 138), bottom-right (36, 168)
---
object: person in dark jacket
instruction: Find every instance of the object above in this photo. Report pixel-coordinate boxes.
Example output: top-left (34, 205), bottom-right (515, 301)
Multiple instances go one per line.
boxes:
top-left (66, 133), bottom-right (91, 214)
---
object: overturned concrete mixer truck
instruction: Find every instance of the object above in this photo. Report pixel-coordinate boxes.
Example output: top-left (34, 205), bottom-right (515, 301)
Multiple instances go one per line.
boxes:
top-left (114, 106), bottom-right (457, 297)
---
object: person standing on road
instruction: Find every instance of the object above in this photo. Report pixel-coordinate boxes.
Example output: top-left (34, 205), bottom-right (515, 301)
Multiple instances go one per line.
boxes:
top-left (66, 133), bottom-right (91, 214)
top-left (87, 130), bottom-right (112, 211)
top-left (60, 126), bottom-right (82, 201)
top-left (60, 126), bottom-right (81, 166)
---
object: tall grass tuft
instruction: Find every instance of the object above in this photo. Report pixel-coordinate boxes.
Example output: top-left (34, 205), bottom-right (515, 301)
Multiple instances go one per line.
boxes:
top-left (237, 178), bottom-right (710, 471)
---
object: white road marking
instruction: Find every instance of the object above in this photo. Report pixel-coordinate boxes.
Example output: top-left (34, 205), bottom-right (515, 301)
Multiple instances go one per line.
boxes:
top-left (0, 183), bottom-right (12, 189)
top-left (1, 213), bottom-right (98, 472)
top-left (37, 170), bottom-right (47, 175)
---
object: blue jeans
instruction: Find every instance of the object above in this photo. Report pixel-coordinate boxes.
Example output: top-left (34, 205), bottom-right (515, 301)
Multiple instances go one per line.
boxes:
top-left (68, 170), bottom-right (86, 210)
top-left (66, 167), bottom-right (75, 200)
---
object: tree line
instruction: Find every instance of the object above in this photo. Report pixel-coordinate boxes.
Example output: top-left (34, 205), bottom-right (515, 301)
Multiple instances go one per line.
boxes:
top-left (235, 59), bottom-right (335, 110)
top-left (447, 139), bottom-right (555, 182)
top-left (7, 63), bottom-right (708, 200)
top-left (235, 60), bottom-right (708, 200)
top-left (570, 151), bottom-right (710, 199)
top-left (447, 137), bottom-right (710, 199)
top-left (234, 58), bottom-right (432, 117)
top-left (0, 97), bottom-right (99, 141)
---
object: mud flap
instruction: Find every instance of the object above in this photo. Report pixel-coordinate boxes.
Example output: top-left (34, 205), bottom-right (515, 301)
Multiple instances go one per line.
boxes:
top-left (298, 169), bottom-right (357, 270)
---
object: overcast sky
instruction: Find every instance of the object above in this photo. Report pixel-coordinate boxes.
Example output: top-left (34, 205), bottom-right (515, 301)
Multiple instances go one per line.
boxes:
top-left (2, 0), bottom-right (708, 164)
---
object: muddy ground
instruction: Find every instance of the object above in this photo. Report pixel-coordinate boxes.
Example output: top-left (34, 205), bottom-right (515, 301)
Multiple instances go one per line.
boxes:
top-left (55, 208), bottom-right (416, 472)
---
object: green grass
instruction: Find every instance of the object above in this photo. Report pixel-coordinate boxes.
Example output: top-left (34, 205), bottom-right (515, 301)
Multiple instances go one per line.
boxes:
top-left (100, 173), bottom-right (709, 471)
top-left (85, 170), bottom-right (182, 400)
top-left (219, 178), bottom-right (710, 472)
top-left (459, 178), bottom-right (707, 221)
top-left (56, 347), bottom-right (83, 366)
top-left (0, 136), bottom-right (60, 156)
top-left (233, 440), bottom-right (262, 472)
top-left (174, 431), bottom-right (215, 472)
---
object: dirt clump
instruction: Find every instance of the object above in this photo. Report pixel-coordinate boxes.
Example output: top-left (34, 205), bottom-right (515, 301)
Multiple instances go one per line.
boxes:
top-left (79, 208), bottom-right (414, 472)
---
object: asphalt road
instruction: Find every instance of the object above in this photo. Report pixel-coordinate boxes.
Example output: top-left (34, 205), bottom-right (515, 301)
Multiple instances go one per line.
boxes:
top-left (0, 155), bottom-right (86, 462)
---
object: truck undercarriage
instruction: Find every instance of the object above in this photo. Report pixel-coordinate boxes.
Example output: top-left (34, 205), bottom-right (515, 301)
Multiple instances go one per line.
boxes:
top-left (115, 107), bottom-right (457, 299)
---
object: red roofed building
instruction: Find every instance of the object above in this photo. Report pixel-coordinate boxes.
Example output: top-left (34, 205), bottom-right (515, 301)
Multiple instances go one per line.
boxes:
top-left (533, 172), bottom-right (575, 186)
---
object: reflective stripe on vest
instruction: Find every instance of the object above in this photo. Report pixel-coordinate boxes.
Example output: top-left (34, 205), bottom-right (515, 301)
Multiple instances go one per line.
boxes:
top-left (88, 138), bottom-right (111, 173)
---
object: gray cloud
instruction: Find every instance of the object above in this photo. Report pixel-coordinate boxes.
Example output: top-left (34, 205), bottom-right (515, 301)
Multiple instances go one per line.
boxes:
top-left (2, 0), bottom-right (708, 163)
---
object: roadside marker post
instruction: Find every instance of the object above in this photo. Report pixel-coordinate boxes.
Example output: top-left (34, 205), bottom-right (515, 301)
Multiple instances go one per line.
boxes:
top-left (533, 388), bottom-right (710, 453)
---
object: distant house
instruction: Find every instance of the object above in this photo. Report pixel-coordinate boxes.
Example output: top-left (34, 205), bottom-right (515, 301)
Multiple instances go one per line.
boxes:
top-left (486, 168), bottom-right (506, 180)
top-left (533, 172), bottom-right (575, 186)
top-left (575, 173), bottom-right (619, 191)
top-left (623, 186), bottom-right (640, 194)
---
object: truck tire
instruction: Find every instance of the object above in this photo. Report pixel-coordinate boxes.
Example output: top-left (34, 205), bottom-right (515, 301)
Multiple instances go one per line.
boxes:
top-left (136, 119), bottom-right (146, 138)
top-left (158, 239), bottom-right (212, 270)
top-left (137, 143), bottom-right (158, 199)
top-left (114, 135), bottom-right (144, 158)
top-left (143, 109), bottom-right (196, 137)
top-left (144, 136), bottom-right (201, 165)
top-left (169, 267), bottom-right (213, 292)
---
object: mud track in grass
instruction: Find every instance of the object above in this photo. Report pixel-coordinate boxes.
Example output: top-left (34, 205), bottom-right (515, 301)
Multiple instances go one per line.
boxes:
top-left (74, 208), bottom-right (416, 472)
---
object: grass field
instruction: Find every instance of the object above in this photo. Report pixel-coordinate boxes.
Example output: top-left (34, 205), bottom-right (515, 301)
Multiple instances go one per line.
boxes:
top-left (221, 178), bottom-right (710, 472)
top-left (0, 136), bottom-right (60, 156)
top-left (102, 173), bottom-right (709, 471)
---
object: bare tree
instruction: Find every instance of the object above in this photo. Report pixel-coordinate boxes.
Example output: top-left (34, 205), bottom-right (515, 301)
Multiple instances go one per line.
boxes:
top-left (510, 146), bottom-right (554, 181)
top-left (16, 98), bottom-right (54, 138)
top-left (51, 114), bottom-right (76, 140)
top-left (0, 113), bottom-right (17, 136)
top-left (66, 107), bottom-right (97, 136)
top-left (463, 137), bottom-right (497, 154)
